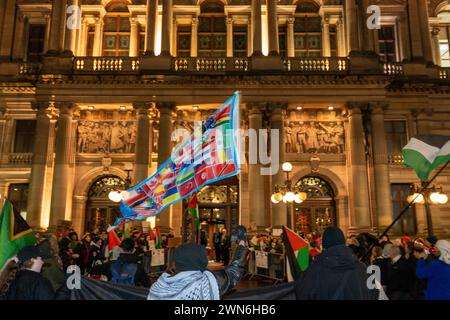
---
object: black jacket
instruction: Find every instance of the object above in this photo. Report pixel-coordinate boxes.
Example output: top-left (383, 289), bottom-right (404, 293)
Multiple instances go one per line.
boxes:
top-left (89, 253), bottom-right (151, 288)
top-left (386, 256), bottom-right (414, 299)
top-left (212, 244), bottom-right (248, 297)
top-left (295, 245), bottom-right (377, 300)
top-left (5, 270), bottom-right (55, 300)
top-left (373, 257), bottom-right (391, 286)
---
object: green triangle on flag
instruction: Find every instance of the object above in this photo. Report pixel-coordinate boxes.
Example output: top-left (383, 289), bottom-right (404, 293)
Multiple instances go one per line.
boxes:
top-left (282, 225), bottom-right (310, 273)
top-left (0, 199), bottom-right (36, 270)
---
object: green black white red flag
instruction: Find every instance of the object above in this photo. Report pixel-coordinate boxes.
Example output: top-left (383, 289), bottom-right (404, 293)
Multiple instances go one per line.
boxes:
top-left (402, 135), bottom-right (450, 181)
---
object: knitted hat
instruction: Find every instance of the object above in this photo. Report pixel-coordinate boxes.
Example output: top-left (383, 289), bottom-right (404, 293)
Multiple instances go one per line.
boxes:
top-left (17, 246), bottom-right (45, 263)
top-left (322, 226), bottom-right (346, 249)
top-left (173, 243), bottom-right (208, 272)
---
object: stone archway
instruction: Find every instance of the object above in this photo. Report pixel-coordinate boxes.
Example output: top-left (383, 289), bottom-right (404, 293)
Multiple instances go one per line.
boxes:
top-left (290, 167), bottom-right (349, 234)
top-left (72, 167), bottom-right (127, 235)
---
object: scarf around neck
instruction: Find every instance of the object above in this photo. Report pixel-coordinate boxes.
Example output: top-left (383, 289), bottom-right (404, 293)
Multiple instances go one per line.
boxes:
top-left (147, 270), bottom-right (220, 300)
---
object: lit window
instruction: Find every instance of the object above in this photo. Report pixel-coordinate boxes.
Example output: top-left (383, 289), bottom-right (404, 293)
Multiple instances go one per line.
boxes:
top-left (378, 26), bottom-right (397, 63)
top-left (103, 15), bottom-right (131, 57)
top-left (439, 26), bottom-right (450, 67)
top-left (294, 3), bottom-right (322, 57)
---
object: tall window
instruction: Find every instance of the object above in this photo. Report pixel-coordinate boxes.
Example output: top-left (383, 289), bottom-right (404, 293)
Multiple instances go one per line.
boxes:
top-left (177, 25), bottom-right (191, 58)
top-left (378, 26), bottom-right (397, 63)
top-left (391, 184), bottom-right (417, 235)
top-left (103, 15), bottom-right (131, 56)
top-left (8, 184), bottom-right (29, 219)
top-left (278, 25), bottom-right (287, 57)
top-left (233, 25), bottom-right (247, 57)
top-left (27, 24), bottom-right (46, 62)
top-left (385, 120), bottom-right (408, 156)
top-left (139, 25), bottom-right (146, 55)
top-left (329, 25), bottom-right (337, 57)
top-left (198, 3), bottom-right (226, 57)
top-left (87, 25), bottom-right (95, 56)
top-left (294, 4), bottom-right (322, 57)
top-left (439, 25), bottom-right (450, 67)
top-left (14, 120), bottom-right (36, 153)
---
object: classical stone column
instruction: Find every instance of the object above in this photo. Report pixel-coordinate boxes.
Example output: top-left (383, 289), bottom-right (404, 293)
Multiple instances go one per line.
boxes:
top-left (0, 0), bottom-right (5, 45)
top-left (156, 102), bottom-right (175, 232)
top-left (431, 27), bottom-right (441, 66)
top-left (417, 0), bottom-right (433, 64)
top-left (407, 0), bottom-right (424, 60)
top-left (226, 17), bottom-right (233, 57)
top-left (145, 0), bottom-right (158, 55)
top-left (247, 19), bottom-right (253, 56)
top-left (72, 195), bottom-right (87, 236)
top-left (287, 17), bottom-right (295, 58)
top-left (26, 103), bottom-right (52, 229)
top-left (78, 17), bottom-right (89, 56)
top-left (345, 0), bottom-right (359, 53)
top-left (347, 104), bottom-right (371, 233)
top-left (270, 105), bottom-right (286, 227)
top-left (134, 102), bottom-right (151, 183)
top-left (49, 102), bottom-right (74, 229)
top-left (321, 17), bottom-right (331, 57)
top-left (48, 0), bottom-right (66, 54)
top-left (267, 0), bottom-right (279, 56)
top-left (251, 0), bottom-right (262, 56)
top-left (93, 17), bottom-right (104, 57)
top-left (360, 0), bottom-right (376, 53)
top-left (248, 104), bottom-right (266, 231)
top-left (171, 18), bottom-right (178, 57)
top-left (336, 17), bottom-right (346, 57)
top-left (370, 104), bottom-right (394, 230)
top-left (161, 0), bottom-right (173, 56)
top-left (63, 0), bottom-right (79, 55)
top-left (0, 0), bottom-right (17, 59)
top-left (12, 12), bottom-right (26, 60)
top-left (43, 13), bottom-right (52, 54)
top-left (191, 17), bottom-right (198, 57)
top-left (129, 18), bottom-right (140, 57)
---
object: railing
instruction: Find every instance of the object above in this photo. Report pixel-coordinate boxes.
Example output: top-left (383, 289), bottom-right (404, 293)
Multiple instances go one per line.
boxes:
top-left (19, 63), bottom-right (41, 75)
top-left (8, 153), bottom-right (33, 165)
top-left (247, 250), bottom-right (286, 284)
top-left (388, 154), bottom-right (404, 165)
top-left (283, 57), bottom-right (348, 73)
top-left (439, 68), bottom-right (450, 79)
top-left (384, 62), bottom-right (404, 76)
top-left (174, 57), bottom-right (249, 72)
top-left (74, 57), bottom-right (140, 73)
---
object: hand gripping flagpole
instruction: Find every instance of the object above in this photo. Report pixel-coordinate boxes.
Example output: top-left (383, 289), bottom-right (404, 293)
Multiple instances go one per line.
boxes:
top-left (360, 161), bottom-right (449, 262)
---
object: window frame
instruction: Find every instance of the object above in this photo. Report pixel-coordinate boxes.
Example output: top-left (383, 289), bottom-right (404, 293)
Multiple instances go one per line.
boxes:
top-left (102, 14), bottom-right (131, 57)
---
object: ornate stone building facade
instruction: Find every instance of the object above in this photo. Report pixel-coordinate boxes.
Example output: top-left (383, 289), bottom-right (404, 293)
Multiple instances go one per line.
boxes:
top-left (1, 0), bottom-right (450, 242)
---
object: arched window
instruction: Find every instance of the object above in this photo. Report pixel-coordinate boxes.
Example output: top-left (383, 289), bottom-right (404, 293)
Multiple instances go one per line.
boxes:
top-left (102, 4), bottom-right (131, 57)
top-left (295, 176), bottom-right (334, 199)
top-left (294, 3), bottom-right (322, 57)
top-left (198, 2), bottom-right (226, 57)
top-left (88, 176), bottom-right (126, 198)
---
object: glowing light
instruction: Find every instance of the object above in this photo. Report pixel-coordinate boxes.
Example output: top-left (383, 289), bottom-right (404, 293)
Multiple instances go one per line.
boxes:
top-left (108, 191), bottom-right (122, 203)
top-left (282, 162), bottom-right (293, 172)
top-left (261, 9), bottom-right (268, 56)
top-left (146, 216), bottom-right (156, 229)
top-left (430, 192), bottom-right (448, 204)
top-left (271, 194), bottom-right (281, 204)
top-left (297, 106), bottom-right (303, 110)
top-left (155, 10), bottom-right (162, 55)
top-left (284, 192), bottom-right (295, 202)
top-left (88, 106), bottom-right (94, 111)
top-left (294, 194), bottom-right (303, 204)
top-left (328, 106), bottom-right (334, 110)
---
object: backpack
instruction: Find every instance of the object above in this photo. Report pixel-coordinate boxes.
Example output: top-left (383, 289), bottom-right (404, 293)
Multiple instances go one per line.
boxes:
top-left (110, 261), bottom-right (138, 286)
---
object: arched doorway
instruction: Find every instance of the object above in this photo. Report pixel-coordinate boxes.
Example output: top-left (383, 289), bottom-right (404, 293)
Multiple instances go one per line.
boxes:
top-left (182, 177), bottom-right (239, 247)
top-left (294, 176), bottom-right (336, 234)
top-left (85, 175), bottom-right (126, 234)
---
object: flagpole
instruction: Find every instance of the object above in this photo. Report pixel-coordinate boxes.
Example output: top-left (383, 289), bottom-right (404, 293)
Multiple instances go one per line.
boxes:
top-left (360, 162), bottom-right (449, 261)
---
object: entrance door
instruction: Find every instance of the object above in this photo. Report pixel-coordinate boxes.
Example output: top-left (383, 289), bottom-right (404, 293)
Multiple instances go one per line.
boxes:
top-left (293, 176), bottom-right (336, 235)
top-left (84, 175), bottom-right (126, 234)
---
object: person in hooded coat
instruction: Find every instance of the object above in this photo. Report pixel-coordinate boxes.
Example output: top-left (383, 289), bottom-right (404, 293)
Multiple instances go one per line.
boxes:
top-left (295, 226), bottom-right (378, 300)
top-left (147, 225), bottom-right (248, 300)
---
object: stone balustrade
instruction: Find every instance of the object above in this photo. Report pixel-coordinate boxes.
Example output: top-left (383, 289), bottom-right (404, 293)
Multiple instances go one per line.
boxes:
top-left (8, 153), bottom-right (33, 165)
top-left (74, 57), bottom-right (140, 73)
top-left (384, 62), bottom-right (404, 76)
top-left (282, 57), bottom-right (348, 73)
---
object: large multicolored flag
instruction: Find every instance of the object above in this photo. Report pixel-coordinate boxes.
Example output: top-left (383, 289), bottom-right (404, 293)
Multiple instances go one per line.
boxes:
top-left (0, 199), bottom-right (36, 270)
top-left (402, 135), bottom-right (450, 181)
top-left (116, 92), bottom-right (240, 224)
top-left (281, 226), bottom-right (310, 281)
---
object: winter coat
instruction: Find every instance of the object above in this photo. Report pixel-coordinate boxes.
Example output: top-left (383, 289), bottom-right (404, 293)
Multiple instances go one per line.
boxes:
top-left (89, 253), bottom-right (151, 288)
top-left (295, 245), bottom-right (377, 300)
top-left (416, 259), bottom-right (450, 300)
top-left (373, 256), bottom-right (391, 286)
top-left (88, 243), bottom-right (103, 268)
top-left (386, 256), bottom-right (415, 300)
top-left (5, 270), bottom-right (55, 300)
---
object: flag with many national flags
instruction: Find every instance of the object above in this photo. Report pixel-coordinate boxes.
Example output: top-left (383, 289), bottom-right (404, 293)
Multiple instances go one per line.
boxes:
top-left (115, 92), bottom-right (241, 225)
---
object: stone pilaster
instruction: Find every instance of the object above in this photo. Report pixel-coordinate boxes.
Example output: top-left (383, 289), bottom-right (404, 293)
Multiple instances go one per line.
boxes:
top-left (251, 0), bottom-right (262, 56)
top-left (345, 0), bottom-right (359, 53)
top-left (134, 102), bottom-right (151, 183)
top-left (49, 102), bottom-right (75, 229)
top-left (161, 0), bottom-right (173, 56)
top-left (321, 17), bottom-right (331, 57)
top-left (431, 27), bottom-right (441, 66)
top-left (226, 17), bottom-right (233, 58)
top-left (191, 17), bottom-right (198, 57)
top-left (417, 0), bottom-right (433, 64)
top-left (248, 103), bottom-right (266, 231)
top-left (12, 11), bottom-right (26, 60)
top-left (347, 104), bottom-right (371, 233)
top-left (145, 0), bottom-right (158, 55)
top-left (47, 0), bottom-right (66, 54)
top-left (93, 17), bottom-right (104, 57)
top-left (287, 17), bottom-right (295, 58)
top-left (63, 0), bottom-right (79, 55)
top-left (0, 0), bottom-right (17, 59)
top-left (27, 102), bottom-right (52, 229)
top-left (129, 17), bottom-right (140, 57)
top-left (267, 0), bottom-right (279, 56)
top-left (370, 104), bottom-right (393, 230)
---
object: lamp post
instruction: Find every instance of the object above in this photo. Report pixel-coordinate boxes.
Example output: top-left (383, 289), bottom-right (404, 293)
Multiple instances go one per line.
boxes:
top-left (407, 182), bottom-right (448, 237)
top-left (271, 162), bottom-right (307, 229)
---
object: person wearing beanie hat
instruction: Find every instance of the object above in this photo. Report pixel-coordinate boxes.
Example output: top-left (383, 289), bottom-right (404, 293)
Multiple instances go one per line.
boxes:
top-left (3, 246), bottom-right (55, 300)
top-left (416, 239), bottom-right (450, 300)
top-left (295, 226), bottom-right (379, 300)
top-left (148, 225), bottom-right (249, 300)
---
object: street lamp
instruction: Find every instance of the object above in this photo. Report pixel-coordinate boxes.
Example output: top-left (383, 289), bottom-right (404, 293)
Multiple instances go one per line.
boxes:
top-left (271, 162), bottom-right (307, 228)
top-left (407, 182), bottom-right (448, 237)
top-left (108, 163), bottom-right (134, 203)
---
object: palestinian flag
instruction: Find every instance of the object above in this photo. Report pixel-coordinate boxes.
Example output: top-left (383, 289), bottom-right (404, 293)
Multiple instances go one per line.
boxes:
top-left (187, 194), bottom-right (200, 231)
top-left (155, 226), bottom-right (162, 249)
top-left (0, 199), bottom-right (36, 270)
top-left (281, 226), bottom-right (310, 281)
top-left (107, 228), bottom-right (121, 251)
top-left (402, 135), bottom-right (450, 181)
